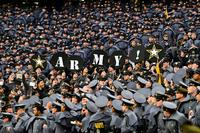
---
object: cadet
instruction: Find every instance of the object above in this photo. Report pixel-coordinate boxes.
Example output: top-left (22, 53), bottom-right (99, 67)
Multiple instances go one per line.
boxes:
top-left (121, 98), bottom-right (138, 133)
top-left (0, 112), bottom-right (15, 133)
top-left (54, 98), bottom-right (75, 133)
top-left (189, 86), bottom-right (200, 127)
top-left (175, 86), bottom-right (190, 117)
top-left (26, 102), bottom-right (49, 133)
top-left (80, 101), bottom-right (98, 133)
top-left (89, 96), bottom-right (112, 132)
top-left (110, 99), bottom-right (123, 133)
top-left (161, 101), bottom-right (188, 133)
top-left (14, 103), bottom-right (30, 133)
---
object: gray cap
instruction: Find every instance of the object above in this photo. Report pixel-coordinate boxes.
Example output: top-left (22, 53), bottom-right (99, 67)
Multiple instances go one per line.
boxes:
top-left (85, 93), bottom-right (97, 102)
top-left (52, 101), bottom-right (62, 109)
top-left (163, 101), bottom-right (177, 110)
top-left (122, 98), bottom-right (134, 105)
top-left (165, 73), bottom-right (175, 82)
top-left (137, 76), bottom-right (148, 84)
top-left (86, 101), bottom-right (98, 113)
top-left (42, 97), bottom-right (53, 106)
top-left (89, 80), bottom-right (98, 88)
top-left (152, 85), bottom-right (165, 96)
top-left (95, 96), bottom-right (108, 108)
top-left (175, 68), bottom-right (186, 78)
top-left (127, 82), bottom-right (137, 92)
top-left (137, 88), bottom-right (151, 98)
top-left (112, 99), bottom-right (122, 111)
top-left (50, 93), bottom-right (62, 101)
top-left (29, 95), bottom-right (40, 105)
top-left (14, 103), bottom-right (26, 110)
top-left (64, 99), bottom-right (75, 110)
top-left (121, 90), bottom-right (133, 100)
top-left (113, 80), bottom-right (124, 92)
top-left (133, 92), bottom-right (146, 104)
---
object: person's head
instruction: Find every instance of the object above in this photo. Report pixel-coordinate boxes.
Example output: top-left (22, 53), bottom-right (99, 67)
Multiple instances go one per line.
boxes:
top-left (37, 80), bottom-right (45, 89)
top-left (175, 87), bottom-right (188, 100)
top-left (51, 102), bottom-right (61, 114)
top-left (162, 58), bottom-right (171, 70)
top-left (32, 103), bottom-right (44, 116)
top-left (193, 69), bottom-right (200, 81)
top-left (15, 104), bottom-right (26, 116)
top-left (122, 99), bottom-right (134, 112)
top-left (162, 101), bottom-right (177, 118)
top-left (187, 82), bottom-right (198, 96)
top-left (2, 113), bottom-right (13, 123)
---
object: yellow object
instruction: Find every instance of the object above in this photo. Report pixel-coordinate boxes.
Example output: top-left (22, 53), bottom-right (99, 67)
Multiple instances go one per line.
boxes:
top-left (165, 7), bottom-right (169, 19)
top-left (156, 62), bottom-right (162, 84)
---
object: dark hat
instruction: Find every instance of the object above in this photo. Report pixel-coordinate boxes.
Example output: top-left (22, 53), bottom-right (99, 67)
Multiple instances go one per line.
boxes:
top-left (1, 112), bottom-right (13, 120)
top-left (163, 101), bottom-right (177, 111)
top-left (154, 91), bottom-right (168, 101)
top-left (176, 86), bottom-right (188, 95)
top-left (165, 88), bottom-right (175, 96)
top-left (95, 96), bottom-right (108, 108)
top-left (15, 103), bottom-right (26, 110)
top-left (137, 76), bottom-right (147, 84)
top-left (173, 62), bottom-right (181, 67)
top-left (112, 99), bottom-right (122, 111)
top-left (194, 69), bottom-right (200, 74)
top-left (133, 92), bottom-right (146, 104)
top-left (123, 71), bottom-right (132, 76)
top-left (64, 99), bottom-right (75, 110)
top-left (32, 102), bottom-right (45, 112)
top-left (52, 101), bottom-right (62, 110)
top-left (121, 90), bottom-right (133, 100)
top-left (188, 79), bottom-right (200, 86)
top-left (86, 101), bottom-right (98, 113)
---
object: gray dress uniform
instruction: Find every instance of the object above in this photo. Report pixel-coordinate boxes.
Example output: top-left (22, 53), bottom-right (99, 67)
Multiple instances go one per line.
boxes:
top-left (89, 96), bottom-right (112, 133)
top-left (121, 110), bottom-right (138, 133)
top-left (0, 113), bottom-right (15, 133)
top-left (191, 102), bottom-right (200, 127)
top-left (160, 102), bottom-right (188, 133)
top-left (176, 96), bottom-right (190, 117)
top-left (110, 100), bottom-right (123, 133)
top-left (0, 122), bottom-right (15, 133)
top-left (26, 115), bottom-right (49, 133)
top-left (161, 111), bottom-right (188, 133)
top-left (147, 106), bottom-right (164, 133)
top-left (54, 99), bottom-right (76, 133)
top-left (81, 101), bottom-right (98, 133)
top-left (14, 112), bottom-right (30, 133)
top-left (120, 98), bottom-right (138, 133)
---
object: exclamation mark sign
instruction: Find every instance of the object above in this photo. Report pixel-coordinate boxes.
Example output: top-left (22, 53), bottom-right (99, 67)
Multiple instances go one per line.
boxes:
top-left (136, 50), bottom-right (140, 60)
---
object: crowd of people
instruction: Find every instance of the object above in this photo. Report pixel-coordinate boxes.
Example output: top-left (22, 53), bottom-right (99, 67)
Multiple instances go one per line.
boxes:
top-left (0, 0), bottom-right (200, 133)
